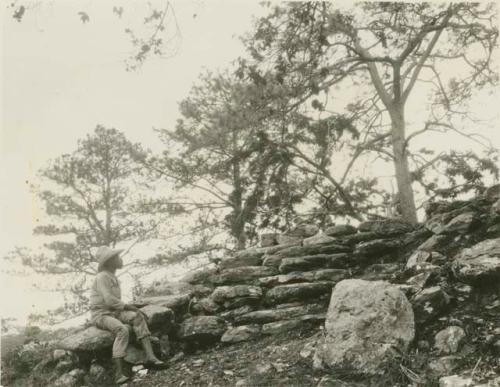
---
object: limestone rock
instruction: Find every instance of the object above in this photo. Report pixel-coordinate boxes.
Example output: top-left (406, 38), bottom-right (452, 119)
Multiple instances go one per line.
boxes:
top-left (354, 238), bottom-right (401, 258)
top-left (274, 243), bottom-right (351, 259)
top-left (88, 363), bottom-right (107, 384)
top-left (234, 304), bottom-right (323, 325)
top-left (303, 233), bottom-right (336, 246)
top-left (276, 234), bottom-right (303, 245)
top-left (53, 369), bottom-right (85, 387)
top-left (139, 304), bottom-right (174, 330)
top-left (264, 282), bottom-right (333, 305)
top-left (314, 279), bottom-right (414, 375)
top-left (406, 250), bottom-right (447, 269)
top-left (442, 212), bottom-right (478, 234)
top-left (405, 272), bottom-right (433, 292)
top-left (178, 316), bottom-right (227, 343)
top-left (439, 375), bottom-right (473, 387)
top-left (210, 285), bottom-right (262, 305)
top-left (418, 234), bottom-right (452, 253)
top-left (208, 266), bottom-right (278, 286)
top-left (279, 254), bottom-right (349, 273)
top-left (54, 360), bottom-right (75, 375)
top-left (181, 264), bottom-right (218, 285)
top-left (288, 223), bottom-right (320, 238)
top-left (189, 296), bottom-right (220, 315)
top-left (484, 184), bottom-right (500, 203)
top-left (324, 224), bottom-right (357, 237)
top-left (434, 326), bottom-right (466, 355)
top-left (341, 232), bottom-right (381, 245)
top-left (261, 320), bottom-right (302, 335)
top-left (138, 294), bottom-right (191, 316)
top-left (220, 305), bottom-right (255, 321)
top-left (261, 233), bottom-right (278, 247)
top-left (423, 200), bottom-right (468, 217)
top-left (452, 238), bottom-right (500, 284)
top-left (58, 326), bottom-right (114, 352)
top-left (411, 286), bottom-right (450, 324)
top-left (52, 349), bottom-right (72, 362)
top-left (493, 198), bottom-right (500, 214)
top-left (428, 355), bottom-right (461, 377)
top-left (258, 269), bottom-right (348, 288)
top-left (358, 219), bottom-right (413, 236)
top-left (221, 325), bottom-right (261, 343)
top-left (221, 245), bottom-right (295, 269)
top-left (360, 263), bottom-right (399, 281)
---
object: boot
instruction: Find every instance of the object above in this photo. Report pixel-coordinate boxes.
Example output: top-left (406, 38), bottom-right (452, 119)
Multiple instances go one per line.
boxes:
top-left (140, 337), bottom-right (165, 366)
top-left (113, 358), bottom-right (129, 384)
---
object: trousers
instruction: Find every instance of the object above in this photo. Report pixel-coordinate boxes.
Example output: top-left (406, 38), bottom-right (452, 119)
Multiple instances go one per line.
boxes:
top-left (93, 310), bottom-right (151, 358)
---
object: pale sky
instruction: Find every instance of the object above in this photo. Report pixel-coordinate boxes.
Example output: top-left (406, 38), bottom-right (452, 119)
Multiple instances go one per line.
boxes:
top-left (1, 1), bottom-right (499, 328)
top-left (0, 0), bottom-right (266, 326)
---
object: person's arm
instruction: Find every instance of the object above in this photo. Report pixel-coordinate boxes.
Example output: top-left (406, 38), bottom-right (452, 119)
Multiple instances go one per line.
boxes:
top-left (95, 274), bottom-right (126, 311)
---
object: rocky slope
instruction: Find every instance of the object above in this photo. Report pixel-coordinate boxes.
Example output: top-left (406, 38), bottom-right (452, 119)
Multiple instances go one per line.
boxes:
top-left (2, 186), bottom-right (500, 386)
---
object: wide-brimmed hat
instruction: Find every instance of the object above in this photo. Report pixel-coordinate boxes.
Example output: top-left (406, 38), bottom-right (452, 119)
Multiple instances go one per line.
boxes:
top-left (96, 246), bottom-right (124, 271)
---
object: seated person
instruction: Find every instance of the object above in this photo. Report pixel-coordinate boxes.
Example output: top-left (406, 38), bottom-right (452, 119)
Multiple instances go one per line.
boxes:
top-left (90, 246), bottom-right (164, 384)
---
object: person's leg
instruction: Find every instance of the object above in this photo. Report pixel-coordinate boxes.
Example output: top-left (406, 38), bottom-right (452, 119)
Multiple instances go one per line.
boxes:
top-left (118, 311), bottom-right (164, 365)
top-left (95, 315), bottom-right (130, 383)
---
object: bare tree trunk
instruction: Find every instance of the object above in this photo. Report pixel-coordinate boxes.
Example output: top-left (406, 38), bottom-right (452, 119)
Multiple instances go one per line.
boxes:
top-left (389, 104), bottom-right (418, 224)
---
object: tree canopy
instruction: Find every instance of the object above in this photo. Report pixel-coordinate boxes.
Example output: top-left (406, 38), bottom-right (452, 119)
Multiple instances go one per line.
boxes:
top-left (243, 2), bottom-right (499, 223)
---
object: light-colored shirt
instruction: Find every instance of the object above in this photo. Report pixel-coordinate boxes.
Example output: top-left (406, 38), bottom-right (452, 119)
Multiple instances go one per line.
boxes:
top-left (89, 270), bottom-right (125, 319)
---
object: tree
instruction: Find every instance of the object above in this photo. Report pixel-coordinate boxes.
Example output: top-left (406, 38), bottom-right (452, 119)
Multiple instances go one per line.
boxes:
top-left (246, 2), bottom-right (499, 223)
top-left (143, 71), bottom-right (305, 249)
top-left (6, 126), bottom-right (164, 314)
top-left (5, 0), bottom-right (182, 71)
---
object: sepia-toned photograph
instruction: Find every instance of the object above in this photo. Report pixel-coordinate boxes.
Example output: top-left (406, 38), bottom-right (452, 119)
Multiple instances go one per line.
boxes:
top-left (1, 1), bottom-right (499, 386)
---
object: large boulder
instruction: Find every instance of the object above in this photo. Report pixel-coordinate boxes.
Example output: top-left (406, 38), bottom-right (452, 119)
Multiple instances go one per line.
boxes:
top-left (57, 326), bottom-right (114, 353)
top-left (278, 254), bottom-right (350, 273)
top-left (264, 282), bottom-right (333, 305)
top-left (208, 266), bottom-right (278, 285)
top-left (314, 279), bottom-right (414, 375)
top-left (178, 316), bottom-right (227, 344)
top-left (452, 238), bottom-right (500, 284)
top-left (358, 219), bottom-right (413, 236)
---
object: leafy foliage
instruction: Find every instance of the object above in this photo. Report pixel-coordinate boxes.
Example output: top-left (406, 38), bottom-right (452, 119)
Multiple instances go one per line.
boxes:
top-left (5, 126), bottom-right (165, 318)
top-left (244, 2), bottom-right (499, 222)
